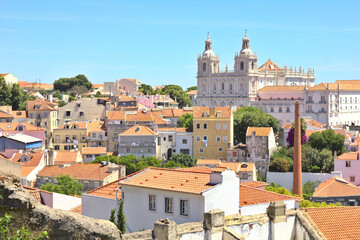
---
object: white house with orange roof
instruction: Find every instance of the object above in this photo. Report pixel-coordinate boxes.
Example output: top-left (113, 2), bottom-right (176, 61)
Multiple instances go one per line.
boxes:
top-left (0, 73), bottom-right (18, 85)
top-left (157, 127), bottom-right (193, 159)
top-left (119, 167), bottom-right (239, 232)
top-left (118, 125), bottom-right (160, 158)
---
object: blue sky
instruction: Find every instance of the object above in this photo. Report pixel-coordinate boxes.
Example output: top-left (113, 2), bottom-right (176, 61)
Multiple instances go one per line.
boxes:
top-left (1, 0), bottom-right (359, 88)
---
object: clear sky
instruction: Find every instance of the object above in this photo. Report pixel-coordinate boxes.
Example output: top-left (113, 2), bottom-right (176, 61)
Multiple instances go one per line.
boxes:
top-left (1, 0), bottom-right (359, 88)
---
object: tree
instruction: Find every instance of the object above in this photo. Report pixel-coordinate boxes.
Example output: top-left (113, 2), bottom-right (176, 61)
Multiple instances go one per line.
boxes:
top-left (109, 209), bottom-right (116, 224)
top-left (286, 118), bottom-right (308, 147)
top-left (161, 85), bottom-right (192, 108)
top-left (269, 158), bottom-right (290, 172)
top-left (139, 84), bottom-right (154, 95)
top-left (169, 153), bottom-right (196, 167)
top-left (40, 175), bottom-right (83, 195)
top-left (233, 106), bottom-right (280, 144)
top-left (299, 200), bottom-right (341, 208)
top-left (117, 199), bottom-right (126, 233)
top-left (95, 91), bottom-right (102, 97)
top-left (0, 76), bottom-right (31, 110)
top-left (302, 181), bottom-right (321, 200)
top-left (53, 90), bottom-right (62, 99)
top-left (186, 86), bottom-right (197, 92)
top-left (69, 85), bottom-right (89, 97)
top-left (265, 183), bottom-right (298, 197)
top-left (58, 100), bottom-right (67, 107)
top-left (54, 74), bottom-right (92, 92)
top-left (308, 129), bottom-right (345, 155)
top-left (177, 113), bottom-right (193, 128)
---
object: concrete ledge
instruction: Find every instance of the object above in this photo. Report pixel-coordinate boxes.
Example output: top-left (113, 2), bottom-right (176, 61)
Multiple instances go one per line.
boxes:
top-left (177, 221), bottom-right (203, 235)
top-left (122, 230), bottom-right (153, 240)
top-left (223, 227), bottom-right (245, 240)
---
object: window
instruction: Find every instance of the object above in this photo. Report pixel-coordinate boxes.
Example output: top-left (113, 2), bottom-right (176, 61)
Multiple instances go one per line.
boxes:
top-left (126, 147), bottom-right (130, 153)
top-left (29, 113), bottom-right (33, 118)
top-left (203, 136), bottom-right (207, 141)
top-left (216, 136), bottom-right (221, 142)
top-left (43, 113), bottom-right (48, 118)
top-left (196, 123), bottom-right (200, 129)
top-left (44, 122), bottom-right (47, 127)
top-left (240, 62), bottom-right (244, 71)
top-left (203, 63), bottom-right (206, 72)
top-left (346, 161), bottom-right (351, 167)
top-left (182, 139), bottom-right (187, 144)
top-left (163, 137), bottom-right (166, 141)
top-left (180, 200), bottom-right (189, 216)
top-left (213, 84), bottom-right (216, 91)
top-left (55, 135), bottom-right (60, 140)
top-left (223, 123), bottom-right (228, 129)
top-left (80, 112), bottom-right (84, 116)
top-left (218, 147), bottom-right (223, 152)
top-left (54, 145), bottom-right (59, 150)
top-left (92, 133), bottom-right (96, 138)
top-left (232, 151), bottom-right (237, 157)
top-left (247, 153), bottom-right (250, 157)
top-left (223, 136), bottom-right (228, 142)
top-left (196, 136), bottom-right (200, 142)
top-left (203, 123), bottom-right (207, 129)
top-left (216, 123), bottom-right (221, 130)
top-left (76, 103), bottom-right (81, 107)
top-left (168, 135), bottom-right (173, 142)
top-left (72, 135), bottom-right (77, 140)
top-left (270, 107), bottom-right (274, 113)
top-left (149, 195), bottom-right (156, 211)
top-left (66, 111), bottom-right (71, 117)
top-left (350, 176), bottom-right (355, 182)
top-left (82, 135), bottom-right (86, 140)
top-left (148, 148), bottom-right (152, 153)
top-left (221, 83), bottom-right (225, 91)
top-left (199, 148), bottom-right (204, 153)
top-left (165, 198), bottom-right (173, 213)
top-left (279, 107), bottom-right (282, 113)
top-left (114, 144), bottom-right (118, 150)
top-left (286, 107), bottom-right (290, 113)
top-left (262, 154), bottom-right (266, 159)
top-left (230, 83), bottom-right (233, 91)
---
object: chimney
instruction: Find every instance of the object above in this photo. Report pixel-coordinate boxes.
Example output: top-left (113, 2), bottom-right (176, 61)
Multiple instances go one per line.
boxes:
top-left (293, 101), bottom-right (302, 197)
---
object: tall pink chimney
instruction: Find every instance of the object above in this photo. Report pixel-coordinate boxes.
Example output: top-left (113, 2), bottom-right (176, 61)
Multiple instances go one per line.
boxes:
top-left (293, 101), bottom-right (302, 197)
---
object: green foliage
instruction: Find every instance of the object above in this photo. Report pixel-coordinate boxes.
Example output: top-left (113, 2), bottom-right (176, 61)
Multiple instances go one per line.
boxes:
top-left (302, 181), bottom-right (321, 200)
top-left (265, 183), bottom-right (299, 197)
top-left (0, 213), bottom-right (48, 239)
top-left (269, 158), bottom-right (289, 172)
top-left (117, 199), bottom-right (126, 233)
top-left (68, 96), bottom-right (75, 102)
top-left (58, 100), bottom-right (67, 107)
top-left (169, 153), bottom-right (196, 167)
top-left (109, 209), bottom-right (116, 224)
top-left (0, 76), bottom-right (31, 110)
top-left (299, 200), bottom-right (341, 208)
top-left (40, 175), bottom-right (83, 195)
top-left (53, 90), bottom-right (62, 99)
top-left (95, 91), bottom-right (102, 97)
top-left (53, 74), bottom-right (92, 92)
top-left (139, 84), bottom-right (154, 95)
top-left (177, 113), bottom-right (193, 128)
top-left (233, 106), bottom-right (280, 144)
top-left (308, 129), bottom-right (346, 155)
top-left (186, 86), bottom-right (197, 92)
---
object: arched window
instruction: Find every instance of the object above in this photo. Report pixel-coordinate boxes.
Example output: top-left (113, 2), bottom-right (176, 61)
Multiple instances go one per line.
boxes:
top-left (251, 62), bottom-right (254, 70)
top-left (203, 63), bottom-right (206, 72)
top-left (240, 62), bottom-right (244, 71)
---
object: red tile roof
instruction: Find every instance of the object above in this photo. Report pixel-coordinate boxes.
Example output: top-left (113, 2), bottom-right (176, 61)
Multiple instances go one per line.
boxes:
top-left (193, 106), bottom-right (232, 118)
top-left (11, 152), bottom-right (44, 177)
top-left (1, 73), bottom-right (9, 77)
top-left (258, 59), bottom-right (282, 71)
top-left (120, 125), bottom-right (157, 136)
top-left (106, 111), bottom-right (125, 120)
top-left (57, 121), bottom-right (87, 129)
top-left (258, 86), bottom-right (305, 92)
top-left (26, 99), bottom-right (58, 111)
top-left (0, 111), bottom-right (14, 118)
top-left (246, 127), bottom-right (272, 136)
top-left (23, 185), bottom-right (43, 204)
top-left (240, 181), bottom-right (269, 189)
top-left (197, 159), bottom-right (221, 165)
top-left (86, 179), bottom-right (121, 200)
top-left (313, 177), bottom-right (360, 198)
top-left (54, 151), bottom-right (81, 165)
top-left (301, 207), bottom-right (360, 240)
top-left (0, 122), bottom-right (45, 131)
top-left (69, 205), bottom-right (82, 214)
top-left (177, 166), bottom-right (212, 174)
top-left (336, 152), bottom-right (359, 160)
top-left (12, 111), bottom-right (27, 119)
top-left (82, 147), bottom-right (107, 155)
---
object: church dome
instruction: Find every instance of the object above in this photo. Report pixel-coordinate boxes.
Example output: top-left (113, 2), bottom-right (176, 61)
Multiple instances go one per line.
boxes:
top-left (240, 48), bottom-right (253, 56)
top-left (203, 49), bottom-right (215, 58)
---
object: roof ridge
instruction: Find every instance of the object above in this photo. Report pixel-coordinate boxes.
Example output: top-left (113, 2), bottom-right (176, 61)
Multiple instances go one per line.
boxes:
top-left (147, 166), bottom-right (211, 175)
top-left (241, 184), bottom-right (300, 200)
top-left (314, 177), bottom-right (337, 196)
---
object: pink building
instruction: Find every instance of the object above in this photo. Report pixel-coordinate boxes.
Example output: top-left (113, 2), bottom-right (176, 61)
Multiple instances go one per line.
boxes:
top-left (334, 152), bottom-right (360, 186)
top-left (0, 123), bottom-right (46, 145)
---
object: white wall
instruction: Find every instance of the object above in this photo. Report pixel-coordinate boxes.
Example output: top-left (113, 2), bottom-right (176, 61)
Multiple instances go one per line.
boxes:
top-left (82, 194), bottom-right (118, 220)
top-left (266, 171), bottom-right (342, 190)
top-left (122, 185), bottom-right (205, 233)
top-left (240, 199), bottom-right (295, 216)
top-left (202, 170), bottom-right (239, 216)
top-left (175, 132), bottom-right (193, 157)
top-left (52, 193), bottom-right (81, 210)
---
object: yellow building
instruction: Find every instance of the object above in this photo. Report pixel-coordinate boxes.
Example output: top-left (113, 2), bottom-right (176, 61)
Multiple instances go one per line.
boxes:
top-left (193, 106), bottom-right (233, 160)
top-left (26, 99), bottom-right (58, 147)
top-left (53, 122), bottom-right (88, 151)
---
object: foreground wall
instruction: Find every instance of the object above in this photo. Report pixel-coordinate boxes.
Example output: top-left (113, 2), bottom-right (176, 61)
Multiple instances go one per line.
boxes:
top-left (267, 171), bottom-right (342, 190)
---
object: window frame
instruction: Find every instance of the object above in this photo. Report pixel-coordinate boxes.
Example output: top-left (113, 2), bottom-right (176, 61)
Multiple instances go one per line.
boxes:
top-left (180, 199), bottom-right (189, 216)
top-left (149, 195), bottom-right (156, 211)
top-left (165, 197), bottom-right (173, 214)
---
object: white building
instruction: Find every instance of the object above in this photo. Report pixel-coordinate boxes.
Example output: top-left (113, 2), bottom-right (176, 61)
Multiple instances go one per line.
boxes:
top-left (195, 32), bottom-right (314, 107)
top-left (157, 127), bottom-right (193, 159)
top-left (120, 167), bottom-right (239, 233)
top-left (1, 73), bottom-right (18, 85)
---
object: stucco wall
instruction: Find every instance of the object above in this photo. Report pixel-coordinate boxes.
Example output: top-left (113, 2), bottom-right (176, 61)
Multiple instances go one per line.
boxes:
top-left (240, 199), bottom-right (295, 216)
top-left (335, 159), bottom-right (360, 186)
top-left (82, 194), bottom-right (118, 220)
top-left (267, 171), bottom-right (342, 190)
top-left (0, 157), bottom-right (21, 177)
top-left (52, 193), bottom-right (81, 210)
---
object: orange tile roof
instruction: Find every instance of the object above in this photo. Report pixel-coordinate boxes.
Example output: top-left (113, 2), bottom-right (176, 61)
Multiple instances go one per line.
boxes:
top-left (11, 152), bottom-right (44, 177)
top-left (37, 163), bottom-right (115, 180)
top-left (1, 73), bottom-right (9, 77)
top-left (193, 106), bottom-right (232, 118)
top-left (258, 59), bottom-right (282, 71)
top-left (308, 82), bottom-right (360, 91)
top-left (0, 111), bottom-right (13, 118)
top-left (69, 205), bottom-right (82, 214)
top-left (118, 96), bottom-right (136, 102)
top-left (301, 207), bottom-right (360, 240)
top-left (176, 166), bottom-right (212, 174)
top-left (197, 159), bottom-right (221, 165)
top-left (120, 125), bottom-right (157, 136)
top-left (106, 111), bottom-right (125, 120)
top-left (240, 181), bottom-right (269, 188)
top-left (82, 147), bottom-right (107, 155)
top-left (18, 81), bottom-right (27, 88)
top-left (125, 111), bottom-right (154, 122)
top-left (246, 127), bottom-right (272, 136)
top-left (305, 130), bottom-right (319, 137)
top-left (220, 162), bottom-right (255, 172)
top-left (21, 166), bottom-right (38, 177)
top-left (305, 119), bottom-right (325, 129)
top-left (0, 122), bottom-right (45, 131)
top-left (239, 184), bottom-right (296, 206)
top-left (57, 121), bottom-right (87, 129)
top-left (92, 84), bottom-right (104, 89)
top-left (186, 90), bottom-right (197, 95)
top-left (27, 99), bottom-right (58, 111)
top-left (12, 111), bottom-right (27, 118)
top-left (54, 151), bottom-right (80, 164)
top-left (86, 179), bottom-right (121, 200)
top-left (258, 86), bottom-right (304, 92)
top-left (23, 186), bottom-right (42, 203)
top-left (313, 177), bottom-right (360, 197)
top-left (87, 121), bottom-right (105, 134)
top-left (336, 152), bottom-right (359, 160)
top-left (152, 114), bottom-right (167, 125)
top-left (335, 80), bottom-right (360, 84)
top-left (120, 167), bottom-right (213, 195)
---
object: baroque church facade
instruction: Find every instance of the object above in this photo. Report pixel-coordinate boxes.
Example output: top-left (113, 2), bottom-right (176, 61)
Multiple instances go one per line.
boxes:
top-left (195, 32), bottom-right (315, 107)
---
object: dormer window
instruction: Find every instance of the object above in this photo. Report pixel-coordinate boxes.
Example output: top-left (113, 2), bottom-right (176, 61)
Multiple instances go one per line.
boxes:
top-left (76, 103), bottom-right (81, 107)
top-left (135, 126), bottom-right (141, 132)
top-left (216, 112), bottom-right (221, 118)
top-left (35, 105), bottom-right (40, 109)
top-left (17, 126), bottom-right (24, 131)
top-left (73, 125), bottom-right (78, 129)
top-left (65, 125), bottom-right (70, 129)
top-left (202, 112), bottom-right (209, 117)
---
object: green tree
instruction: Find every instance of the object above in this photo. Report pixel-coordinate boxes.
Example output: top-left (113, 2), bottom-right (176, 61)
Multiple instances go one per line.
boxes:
top-left (69, 85), bottom-right (89, 97)
top-left (186, 86), bottom-right (197, 92)
top-left (299, 200), bottom-right (341, 208)
top-left (177, 113), bottom-right (193, 128)
top-left (161, 160), bottom-right (183, 169)
top-left (95, 91), bottom-right (102, 97)
top-left (109, 209), bottom-right (116, 225)
top-left (308, 129), bottom-right (346, 155)
top-left (302, 181), bottom-right (321, 200)
top-left (265, 183), bottom-right (299, 197)
top-left (40, 175), bottom-right (83, 195)
top-left (54, 74), bottom-right (92, 92)
top-left (58, 100), bottom-right (67, 107)
top-left (233, 106), bottom-right (280, 144)
top-left (269, 158), bottom-right (289, 172)
top-left (161, 85), bottom-right (192, 108)
top-left (169, 153), bottom-right (196, 167)
top-left (53, 90), bottom-right (62, 99)
top-left (139, 84), bottom-right (154, 95)
top-left (117, 199), bottom-right (126, 233)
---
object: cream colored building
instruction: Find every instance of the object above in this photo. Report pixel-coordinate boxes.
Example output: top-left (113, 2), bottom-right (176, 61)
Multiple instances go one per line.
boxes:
top-left (53, 122), bottom-right (88, 151)
top-left (26, 100), bottom-right (58, 147)
top-left (193, 106), bottom-right (234, 160)
top-left (1, 73), bottom-right (18, 85)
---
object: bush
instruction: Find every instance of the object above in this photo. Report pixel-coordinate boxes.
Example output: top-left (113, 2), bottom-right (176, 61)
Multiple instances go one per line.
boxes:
top-left (269, 158), bottom-right (289, 172)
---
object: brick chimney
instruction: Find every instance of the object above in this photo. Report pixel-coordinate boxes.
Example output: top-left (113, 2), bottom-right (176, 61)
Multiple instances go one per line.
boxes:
top-left (293, 101), bottom-right (302, 196)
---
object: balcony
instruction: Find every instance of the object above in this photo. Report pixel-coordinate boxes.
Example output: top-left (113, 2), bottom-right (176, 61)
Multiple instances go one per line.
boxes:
top-left (306, 100), bottom-right (314, 104)
top-left (306, 110), bottom-right (314, 113)
top-left (319, 101), bottom-right (327, 104)
top-left (319, 110), bottom-right (327, 114)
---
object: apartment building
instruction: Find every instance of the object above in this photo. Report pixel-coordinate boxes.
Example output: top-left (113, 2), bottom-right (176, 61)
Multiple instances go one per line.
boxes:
top-left (193, 106), bottom-right (233, 160)
top-left (53, 122), bottom-right (87, 151)
top-left (86, 121), bottom-right (107, 148)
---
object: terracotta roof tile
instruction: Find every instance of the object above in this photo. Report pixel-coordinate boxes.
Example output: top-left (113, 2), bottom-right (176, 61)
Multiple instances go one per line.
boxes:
top-left (0, 122), bottom-right (45, 131)
top-left (336, 152), bottom-right (359, 160)
top-left (12, 111), bottom-right (27, 119)
top-left (220, 162), bottom-right (255, 172)
top-left (246, 127), bottom-right (272, 136)
top-left (313, 177), bottom-right (360, 197)
top-left (23, 186), bottom-right (42, 203)
top-left (0, 111), bottom-right (13, 118)
top-left (258, 59), bottom-right (282, 71)
top-left (54, 151), bottom-right (81, 164)
top-left (197, 159), bottom-right (221, 165)
top-left (57, 121), bottom-right (87, 129)
top-left (120, 125), bottom-right (157, 136)
top-left (240, 181), bottom-right (269, 188)
top-left (186, 90), bottom-right (197, 95)
top-left (11, 152), bottom-right (43, 167)
top-left (120, 167), bottom-right (213, 194)
top-left (37, 163), bottom-right (116, 181)
top-left (193, 106), bottom-right (232, 118)
top-left (69, 205), bottom-right (82, 214)
top-left (125, 111), bottom-right (154, 122)
top-left (92, 84), bottom-right (104, 89)
top-left (106, 111), bottom-right (125, 120)
top-left (118, 96), bottom-right (136, 102)
top-left (301, 207), bottom-right (360, 240)
top-left (86, 179), bottom-right (121, 200)
top-left (176, 166), bottom-right (212, 174)
top-left (27, 99), bottom-right (58, 111)
top-left (87, 121), bottom-right (105, 134)
top-left (82, 147), bottom-right (107, 155)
